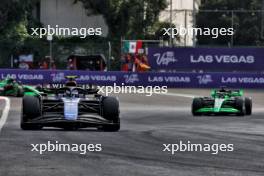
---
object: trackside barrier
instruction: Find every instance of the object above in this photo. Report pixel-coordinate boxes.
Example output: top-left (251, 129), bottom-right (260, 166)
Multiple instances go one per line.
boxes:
top-left (0, 69), bottom-right (264, 88)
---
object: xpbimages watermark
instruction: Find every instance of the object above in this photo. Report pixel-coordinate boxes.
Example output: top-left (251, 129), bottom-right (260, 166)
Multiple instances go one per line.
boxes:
top-left (31, 141), bottom-right (102, 155)
top-left (162, 27), bottom-right (234, 39)
top-left (30, 25), bottom-right (102, 38)
top-left (163, 141), bottom-right (234, 155)
top-left (50, 83), bottom-right (168, 96)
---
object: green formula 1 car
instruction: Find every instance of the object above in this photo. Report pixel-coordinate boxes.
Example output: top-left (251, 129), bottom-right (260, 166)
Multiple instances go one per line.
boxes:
top-left (0, 78), bottom-right (39, 97)
top-left (0, 78), bottom-right (24, 97)
top-left (192, 87), bottom-right (252, 116)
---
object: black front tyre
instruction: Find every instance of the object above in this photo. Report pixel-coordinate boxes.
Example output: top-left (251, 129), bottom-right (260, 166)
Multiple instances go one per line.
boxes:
top-left (245, 97), bottom-right (252, 115)
top-left (192, 98), bottom-right (203, 116)
top-left (103, 97), bottom-right (119, 119)
top-left (235, 97), bottom-right (245, 116)
top-left (21, 96), bottom-right (42, 130)
top-left (101, 97), bottom-right (120, 131)
top-left (23, 96), bottom-right (41, 117)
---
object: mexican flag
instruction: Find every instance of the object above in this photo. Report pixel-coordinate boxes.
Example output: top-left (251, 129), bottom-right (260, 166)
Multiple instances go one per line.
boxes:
top-left (123, 40), bottom-right (142, 53)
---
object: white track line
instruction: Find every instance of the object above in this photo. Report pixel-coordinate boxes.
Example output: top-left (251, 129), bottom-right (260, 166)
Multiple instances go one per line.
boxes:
top-left (0, 97), bottom-right (10, 133)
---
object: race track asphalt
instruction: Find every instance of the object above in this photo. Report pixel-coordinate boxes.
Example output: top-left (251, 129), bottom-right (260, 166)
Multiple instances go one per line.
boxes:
top-left (0, 89), bottom-right (264, 176)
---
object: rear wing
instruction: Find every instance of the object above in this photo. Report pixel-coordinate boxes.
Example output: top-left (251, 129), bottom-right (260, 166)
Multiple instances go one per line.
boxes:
top-left (230, 90), bottom-right (243, 96)
top-left (35, 84), bottom-right (99, 95)
top-left (211, 89), bottom-right (243, 97)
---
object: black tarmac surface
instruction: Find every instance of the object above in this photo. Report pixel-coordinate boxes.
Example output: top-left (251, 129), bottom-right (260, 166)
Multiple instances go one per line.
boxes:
top-left (0, 89), bottom-right (263, 176)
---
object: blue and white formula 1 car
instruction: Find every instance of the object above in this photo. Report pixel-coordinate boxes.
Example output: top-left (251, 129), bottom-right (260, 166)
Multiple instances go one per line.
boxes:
top-left (20, 76), bottom-right (120, 131)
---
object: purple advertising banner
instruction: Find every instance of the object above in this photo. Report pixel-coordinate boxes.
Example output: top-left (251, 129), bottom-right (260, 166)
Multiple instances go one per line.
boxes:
top-left (1, 69), bottom-right (264, 88)
top-left (147, 47), bottom-right (264, 71)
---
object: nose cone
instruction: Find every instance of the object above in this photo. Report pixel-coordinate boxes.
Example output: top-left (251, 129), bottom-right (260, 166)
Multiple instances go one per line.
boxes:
top-left (214, 98), bottom-right (225, 112)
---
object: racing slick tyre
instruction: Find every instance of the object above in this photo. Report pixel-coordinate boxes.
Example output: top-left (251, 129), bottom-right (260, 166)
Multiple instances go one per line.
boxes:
top-left (192, 98), bottom-right (203, 116)
top-left (235, 97), bottom-right (245, 116)
top-left (101, 97), bottom-right (120, 132)
top-left (21, 96), bottom-right (42, 130)
top-left (245, 97), bottom-right (252, 115)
